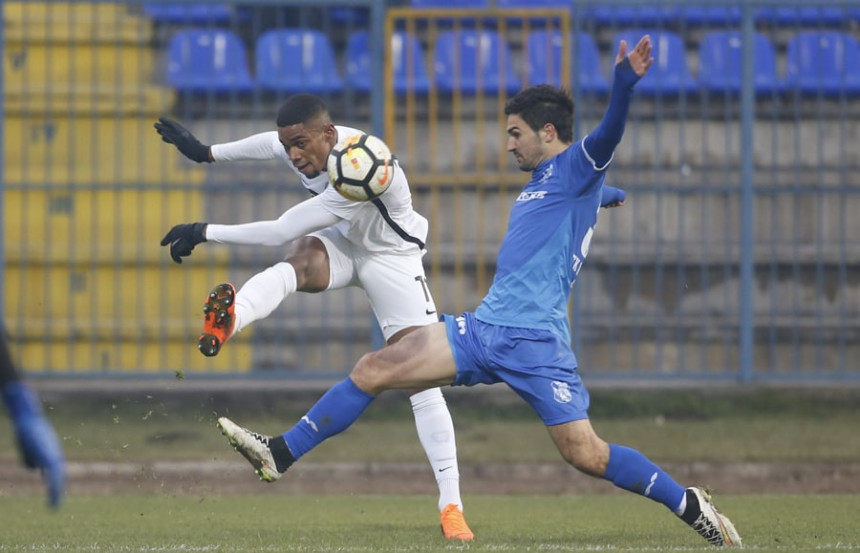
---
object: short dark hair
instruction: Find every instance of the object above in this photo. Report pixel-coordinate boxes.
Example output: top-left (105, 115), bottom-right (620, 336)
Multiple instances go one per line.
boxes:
top-left (276, 94), bottom-right (329, 127)
top-left (504, 85), bottom-right (574, 143)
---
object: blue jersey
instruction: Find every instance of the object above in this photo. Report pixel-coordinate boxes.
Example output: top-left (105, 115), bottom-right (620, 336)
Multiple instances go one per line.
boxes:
top-left (475, 140), bottom-right (607, 344)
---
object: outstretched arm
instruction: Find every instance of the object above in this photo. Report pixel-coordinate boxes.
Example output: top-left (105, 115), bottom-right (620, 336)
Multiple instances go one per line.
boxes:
top-left (206, 196), bottom-right (340, 246)
top-left (160, 196), bottom-right (342, 263)
top-left (155, 118), bottom-right (283, 163)
top-left (601, 184), bottom-right (626, 208)
top-left (583, 35), bottom-right (654, 169)
top-left (210, 131), bottom-right (284, 162)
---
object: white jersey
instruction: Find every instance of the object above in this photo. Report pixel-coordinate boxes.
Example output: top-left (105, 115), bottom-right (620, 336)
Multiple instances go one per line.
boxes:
top-left (208, 126), bottom-right (427, 255)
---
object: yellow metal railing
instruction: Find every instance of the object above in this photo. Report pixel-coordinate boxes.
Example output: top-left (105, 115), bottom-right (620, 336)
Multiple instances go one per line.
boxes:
top-left (384, 8), bottom-right (572, 312)
top-left (2, 2), bottom-right (247, 373)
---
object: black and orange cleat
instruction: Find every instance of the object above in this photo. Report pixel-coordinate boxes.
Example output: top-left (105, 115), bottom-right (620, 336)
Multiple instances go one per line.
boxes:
top-left (198, 282), bottom-right (236, 357)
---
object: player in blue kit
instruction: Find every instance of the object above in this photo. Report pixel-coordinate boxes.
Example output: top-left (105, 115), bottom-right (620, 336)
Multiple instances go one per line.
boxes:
top-left (218, 35), bottom-right (741, 546)
top-left (1, 327), bottom-right (65, 508)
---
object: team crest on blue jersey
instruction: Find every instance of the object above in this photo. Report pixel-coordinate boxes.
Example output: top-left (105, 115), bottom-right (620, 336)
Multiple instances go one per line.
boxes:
top-left (551, 381), bottom-right (572, 403)
top-left (534, 161), bottom-right (554, 184)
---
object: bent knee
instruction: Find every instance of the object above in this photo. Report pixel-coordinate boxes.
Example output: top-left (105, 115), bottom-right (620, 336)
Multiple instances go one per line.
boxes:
top-left (560, 437), bottom-right (610, 477)
top-left (284, 237), bottom-right (329, 292)
top-left (349, 351), bottom-right (389, 395)
top-left (565, 453), bottom-right (606, 477)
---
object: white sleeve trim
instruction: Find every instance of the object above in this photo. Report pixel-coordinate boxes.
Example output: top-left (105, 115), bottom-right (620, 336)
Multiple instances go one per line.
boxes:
top-left (580, 134), bottom-right (613, 172)
top-left (210, 131), bottom-right (283, 162)
top-left (206, 196), bottom-right (340, 246)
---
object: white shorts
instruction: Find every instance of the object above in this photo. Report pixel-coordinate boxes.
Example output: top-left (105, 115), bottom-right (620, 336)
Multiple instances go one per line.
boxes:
top-left (310, 227), bottom-right (438, 341)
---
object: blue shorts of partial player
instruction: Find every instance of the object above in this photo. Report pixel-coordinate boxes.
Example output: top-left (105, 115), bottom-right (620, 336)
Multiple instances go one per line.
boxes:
top-left (442, 312), bottom-right (590, 426)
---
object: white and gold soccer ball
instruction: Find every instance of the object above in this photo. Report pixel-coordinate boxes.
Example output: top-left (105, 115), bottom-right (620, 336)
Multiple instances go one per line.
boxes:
top-left (327, 134), bottom-right (395, 201)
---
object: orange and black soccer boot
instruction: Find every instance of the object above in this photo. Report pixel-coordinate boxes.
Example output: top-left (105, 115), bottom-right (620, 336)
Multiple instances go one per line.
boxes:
top-left (440, 503), bottom-right (474, 541)
top-left (198, 282), bottom-right (236, 357)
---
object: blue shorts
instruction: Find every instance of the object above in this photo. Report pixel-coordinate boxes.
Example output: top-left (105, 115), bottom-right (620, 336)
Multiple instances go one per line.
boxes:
top-left (442, 312), bottom-right (590, 426)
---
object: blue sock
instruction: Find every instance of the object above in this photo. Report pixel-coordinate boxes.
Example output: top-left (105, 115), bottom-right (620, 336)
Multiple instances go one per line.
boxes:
top-left (282, 378), bottom-right (375, 460)
top-left (604, 443), bottom-right (686, 512)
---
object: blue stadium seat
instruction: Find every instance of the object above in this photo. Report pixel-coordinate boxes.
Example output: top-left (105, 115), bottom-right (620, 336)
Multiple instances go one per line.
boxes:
top-left (677, 6), bottom-right (742, 26)
top-left (784, 31), bottom-right (860, 95)
top-left (524, 30), bottom-right (609, 94)
top-left (408, 0), bottom-right (492, 26)
top-left (410, 0), bottom-right (489, 7)
top-left (144, 3), bottom-right (233, 24)
top-left (330, 7), bottom-right (368, 25)
top-left (165, 29), bottom-right (253, 92)
top-left (255, 29), bottom-right (343, 93)
top-left (433, 30), bottom-right (520, 95)
top-left (496, 0), bottom-right (571, 25)
top-left (497, 0), bottom-right (570, 6)
top-left (611, 30), bottom-right (697, 95)
top-left (345, 31), bottom-right (430, 94)
top-left (697, 31), bottom-right (782, 95)
top-left (755, 7), bottom-right (846, 26)
top-left (590, 5), bottom-right (677, 26)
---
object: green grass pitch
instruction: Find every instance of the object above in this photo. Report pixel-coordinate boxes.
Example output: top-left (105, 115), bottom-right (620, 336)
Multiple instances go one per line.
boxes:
top-left (2, 388), bottom-right (858, 551)
top-left (1, 493), bottom-right (858, 552)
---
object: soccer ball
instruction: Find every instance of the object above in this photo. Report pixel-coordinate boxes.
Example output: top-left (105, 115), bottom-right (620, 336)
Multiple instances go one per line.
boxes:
top-left (327, 134), bottom-right (395, 201)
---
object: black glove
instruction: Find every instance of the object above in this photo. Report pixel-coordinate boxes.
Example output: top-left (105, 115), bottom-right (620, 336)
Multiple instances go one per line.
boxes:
top-left (160, 222), bottom-right (208, 264)
top-left (154, 117), bottom-right (212, 163)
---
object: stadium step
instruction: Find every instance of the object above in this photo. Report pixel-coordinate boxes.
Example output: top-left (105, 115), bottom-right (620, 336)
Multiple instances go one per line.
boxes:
top-left (3, 41), bottom-right (172, 116)
top-left (3, 188), bottom-right (213, 262)
top-left (3, 2), bottom-right (153, 44)
top-left (6, 261), bottom-right (252, 373)
top-left (3, 116), bottom-right (207, 185)
top-left (3, 85), bottom-right (176, 118)
top-left (11, 335), bottom-right (252, 374)
top-left (3, 2), bottom-right (168, 116)
top-left (4, 43), bottom-right (158, 89)
top-left (3, 263), bottom-right (236, 325)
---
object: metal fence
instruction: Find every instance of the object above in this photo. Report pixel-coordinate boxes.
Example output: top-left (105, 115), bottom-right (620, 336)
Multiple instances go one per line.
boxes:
top-left (2, 0), bottom-right (858, 382)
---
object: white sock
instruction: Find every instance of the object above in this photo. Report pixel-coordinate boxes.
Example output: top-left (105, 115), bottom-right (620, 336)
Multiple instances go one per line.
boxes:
top-left (233, 262), bottom-right (298, 333)
top-left (410, 387), bottom-right (463, 512)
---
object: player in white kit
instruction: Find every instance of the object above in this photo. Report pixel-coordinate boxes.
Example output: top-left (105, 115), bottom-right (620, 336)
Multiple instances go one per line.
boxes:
top-left (156, 94), bottom-right (474, 540)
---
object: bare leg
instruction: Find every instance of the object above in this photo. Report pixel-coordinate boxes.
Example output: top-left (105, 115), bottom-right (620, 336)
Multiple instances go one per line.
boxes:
top-left (232, 236), bottom-right (330, 332)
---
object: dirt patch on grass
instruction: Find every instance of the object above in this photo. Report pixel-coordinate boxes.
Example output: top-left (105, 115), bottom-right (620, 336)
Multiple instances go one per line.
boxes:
top-left (7, 385), bottom-right (858, 499)
top-left (2, 459), bottom-right (860, 497)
